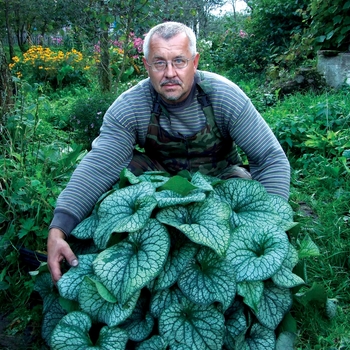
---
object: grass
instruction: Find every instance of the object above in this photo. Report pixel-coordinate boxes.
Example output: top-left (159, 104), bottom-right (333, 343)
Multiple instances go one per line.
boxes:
top-left (260, 86), bottom-right (350, 349)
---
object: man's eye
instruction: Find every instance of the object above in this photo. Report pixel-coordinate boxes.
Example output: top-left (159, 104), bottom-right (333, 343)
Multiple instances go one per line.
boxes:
top-left (173, 58), bottom-right (185, 65)
top-left (154, 61), bottom-right (166, 67)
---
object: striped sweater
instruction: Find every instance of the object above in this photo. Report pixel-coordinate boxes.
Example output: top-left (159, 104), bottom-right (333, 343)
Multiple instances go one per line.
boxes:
top-left (50, 71), bottom-right (290, 236)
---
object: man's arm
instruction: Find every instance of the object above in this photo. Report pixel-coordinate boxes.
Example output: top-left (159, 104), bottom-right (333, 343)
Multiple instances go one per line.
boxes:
top-left (228, 99), bottom-right (290, 200)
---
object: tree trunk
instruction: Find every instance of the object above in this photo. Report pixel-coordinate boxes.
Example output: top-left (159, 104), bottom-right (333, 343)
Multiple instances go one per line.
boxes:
top-left (0, 40), bottom-right (14, 118)
top-left (99, 0), bottom-right (111, 92)
top-left (5, 0), bottom-right (15, 60)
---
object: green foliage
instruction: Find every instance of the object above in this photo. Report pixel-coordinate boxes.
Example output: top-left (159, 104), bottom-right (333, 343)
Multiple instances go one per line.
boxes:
top-left (263, 90), bottom-right (350, 159)
top-left (0, 81), bottom-right (86, 311)
top-left (68, 93), bottom-right (117, 149)
top-left (308, 0), bottom-right (350, 51)
top-left (34, 169), bottom-right (322, 349)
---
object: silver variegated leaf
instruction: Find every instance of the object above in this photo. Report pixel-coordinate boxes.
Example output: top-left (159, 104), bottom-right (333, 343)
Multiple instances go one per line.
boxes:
top-left (57, 254), bottom-right (97, 301)
top-left (237, 281), bottom-right (264, 313)
top-left (139, 174), bottom-right (170, 188)
top-left (156, 199), bottom-right (232, 256)
top-left (153, 231), bottom-right (198, 291)
top-left (34, 272), bottom-right (56, 313)
top-left (42, 297), bottom-right (66, 346)
top-left (71, 213), bottom-right (99, 240)
top-left (210, 179), bottom-right (285, 229)
top-left (51, 311), bottom-right (128, 350)
top-left (224, 300), bottom-right (247, 349)
top-left (159, 298), bottom-right (225, 350)
top-left (226, 225), bottom-right (289, 282)
top-left (150, 286), bottom-right (184, 318)
top-left (94, 182), bottom-right (157, 249)
top-left (245, 323), bottom-right (276, 349)
top-left (136, 335), bottom-right (168, 350)
top-left (255, 282), bottom-right (293, 330)
top-left (272, 244), bottom-right (305, 288)
top-left (78, 277), bottom-right (139, 327)
top-left (154, 190), bottom-right (206, 208)
top-left (178, 247), bottom-right (236, 310)
top-left (276, 331), bottom-right (296, 350)
top-left (93, 219), bottom-right (170, 304)
top-left (120, 294), bottom-right (154, 342)
top-left (267, 194), bottom-right (295, 230)
top-left (190, 172), bottom-right (214, 191)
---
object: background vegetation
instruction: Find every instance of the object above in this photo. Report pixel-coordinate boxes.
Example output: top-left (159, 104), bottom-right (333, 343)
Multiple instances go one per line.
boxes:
top-left (0, 0), bottom-right (349, 348)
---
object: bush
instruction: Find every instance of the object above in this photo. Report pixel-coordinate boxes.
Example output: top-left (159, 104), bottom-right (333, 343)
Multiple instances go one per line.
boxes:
top-left (68, 93), bottom-right (117, 149)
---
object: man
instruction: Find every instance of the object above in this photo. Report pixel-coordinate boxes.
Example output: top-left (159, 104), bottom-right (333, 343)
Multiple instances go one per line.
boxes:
top-left (47, 22), bottom-right (290, 283)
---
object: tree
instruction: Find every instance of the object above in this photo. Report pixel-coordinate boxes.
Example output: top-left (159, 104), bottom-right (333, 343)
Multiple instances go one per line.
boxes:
top-left (0, 39), bottom-right (13, 117)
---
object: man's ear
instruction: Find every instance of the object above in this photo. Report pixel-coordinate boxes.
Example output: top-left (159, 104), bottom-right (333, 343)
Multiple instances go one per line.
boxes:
top-left (142, 57), bottom-right (150, 74)
top-left (193, 53), bottom-right (200, 71)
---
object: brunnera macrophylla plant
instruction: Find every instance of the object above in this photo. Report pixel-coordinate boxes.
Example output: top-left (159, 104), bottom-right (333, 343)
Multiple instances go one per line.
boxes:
top-left (34, 169), bottom-right (317, 350)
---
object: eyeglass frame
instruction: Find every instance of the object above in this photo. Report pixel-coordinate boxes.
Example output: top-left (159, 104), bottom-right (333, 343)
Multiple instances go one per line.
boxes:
top-left (145, 56), bottom-right (195, 72)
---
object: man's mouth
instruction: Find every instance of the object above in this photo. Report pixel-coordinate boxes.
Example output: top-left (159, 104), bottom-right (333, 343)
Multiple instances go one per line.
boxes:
top-left (160, 80), bottom-right (182, 87)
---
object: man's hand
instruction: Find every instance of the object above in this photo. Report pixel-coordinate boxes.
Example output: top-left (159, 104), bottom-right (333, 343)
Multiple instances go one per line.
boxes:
top-left (47, 228), bottom-right (78, 283)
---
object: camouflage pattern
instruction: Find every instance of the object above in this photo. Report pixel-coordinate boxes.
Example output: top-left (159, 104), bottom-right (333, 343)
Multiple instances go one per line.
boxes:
top-left (128, 79), bottom-right (251, 180)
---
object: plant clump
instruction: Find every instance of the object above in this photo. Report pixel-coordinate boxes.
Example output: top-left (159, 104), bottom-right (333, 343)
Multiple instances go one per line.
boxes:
top-left (34, 169), bottom-right (318, 349)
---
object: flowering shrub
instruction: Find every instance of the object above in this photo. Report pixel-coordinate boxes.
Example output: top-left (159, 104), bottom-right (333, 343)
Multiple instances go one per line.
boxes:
top-left (9, 46), bottom-right (90, 88)
top-left (94, 33), bottom-right (145, 82)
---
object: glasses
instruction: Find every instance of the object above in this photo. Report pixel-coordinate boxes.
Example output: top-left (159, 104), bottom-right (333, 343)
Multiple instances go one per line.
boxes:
top-left (146, 57), bottom-right (194, 72)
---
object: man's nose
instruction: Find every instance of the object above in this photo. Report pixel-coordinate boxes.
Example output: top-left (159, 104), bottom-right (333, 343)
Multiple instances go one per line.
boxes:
top-left (164, 62), bottom-right (177, 77)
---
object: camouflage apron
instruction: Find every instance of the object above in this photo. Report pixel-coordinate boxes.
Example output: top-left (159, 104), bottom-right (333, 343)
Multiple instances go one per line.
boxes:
top-left (128, 80), bottom-right (251, 180)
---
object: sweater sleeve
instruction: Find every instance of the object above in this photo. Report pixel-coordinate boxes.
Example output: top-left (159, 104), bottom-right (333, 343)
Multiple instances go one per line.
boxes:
top-left (228, 99), bottom-right (290, 200)
top-left (50, 99), bottom-right (138, 236)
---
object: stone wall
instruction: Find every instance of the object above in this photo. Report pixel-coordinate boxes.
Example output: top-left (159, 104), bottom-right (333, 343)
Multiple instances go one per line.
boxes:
top-left (317, 51), bottom-right (350, 88)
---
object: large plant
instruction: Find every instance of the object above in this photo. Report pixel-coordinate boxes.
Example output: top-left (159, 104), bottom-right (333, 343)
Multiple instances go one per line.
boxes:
top-left (34, 169), bottom-right (320, 349)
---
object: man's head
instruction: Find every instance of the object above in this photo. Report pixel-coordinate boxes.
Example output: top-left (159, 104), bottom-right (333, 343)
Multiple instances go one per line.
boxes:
top-left (142, 22), bottom-right (200, 104)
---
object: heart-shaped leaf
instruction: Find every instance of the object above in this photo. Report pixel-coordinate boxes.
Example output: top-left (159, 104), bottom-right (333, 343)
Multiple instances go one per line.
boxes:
top-left (93, 219), bottom-right (170, 304)
top-left (120, 293), bottom-right (154, 342)
top-left (71, 213), bottom-right (99, 240)
top-left (79, 276), bottom-right (139, 326)
top-left (178, 247), bottom-right (236, 310)
top-left (94, 182), bottom-right (157, 249)
top-left (51, 311), bottom-right (128, 349)
top-left (224, 300), bottom-right (247, 348)
top-left (255, 282), bottom-right (293, 330)
top-left (237, 281), bottom-right (264, 313)
top-left (153, 231), bottom-right (198, 291)
top-left (244, 323), bottom-right (276, 349)
top-left (136, 335), bottom-right (168, 350)
top-left (156, 199), bottom-right (232, 256)
top-left (150, 286), bottom-right (184, 319)
top-left (210, 179), bottom-right (288, 229)
top-left (57, 254), bottom-right (97, 301)
top-left (272, 244), bottom-right (305, 288)
top-left (154, 190), bottom-right (206, 208)
top-left (159, 298), bottom-right (225, 349)
top-left (226, 225), bottom-right (289, 282)
top-left (42, 297), bottom-right (66, 346)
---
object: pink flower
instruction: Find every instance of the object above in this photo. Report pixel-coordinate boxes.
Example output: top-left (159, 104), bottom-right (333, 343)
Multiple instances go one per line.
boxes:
top-left (239, 30), bottom-right (248, 38)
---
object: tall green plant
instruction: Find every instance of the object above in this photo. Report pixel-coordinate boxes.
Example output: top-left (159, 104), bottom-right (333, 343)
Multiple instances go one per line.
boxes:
top-left (0, 81), bottom-right (85, 308)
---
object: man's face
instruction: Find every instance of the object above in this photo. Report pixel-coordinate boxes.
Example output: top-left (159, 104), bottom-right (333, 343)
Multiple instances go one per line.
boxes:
top-left (143, 33), bottom-right (200, 104)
